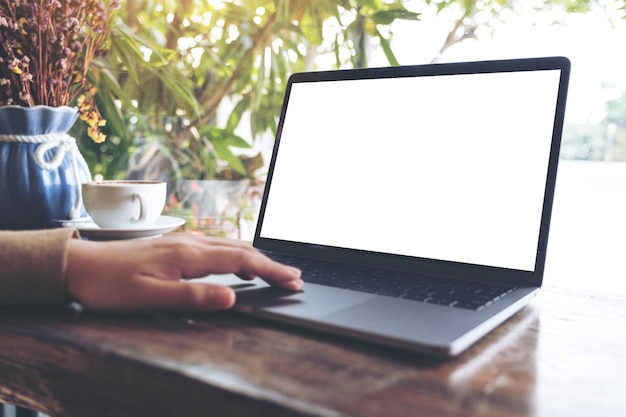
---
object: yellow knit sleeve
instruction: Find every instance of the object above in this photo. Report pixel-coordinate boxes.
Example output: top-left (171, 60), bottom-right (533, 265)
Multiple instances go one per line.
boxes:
top-left (0, 228), bottom-right (80, 307)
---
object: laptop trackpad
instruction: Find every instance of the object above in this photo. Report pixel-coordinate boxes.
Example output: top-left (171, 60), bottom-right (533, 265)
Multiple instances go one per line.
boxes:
top-left (229, 278), bottom-right (376, 318)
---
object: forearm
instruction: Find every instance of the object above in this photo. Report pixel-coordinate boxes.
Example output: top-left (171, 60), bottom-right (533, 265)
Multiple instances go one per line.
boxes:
top-left (0, 228), bottom-right (79, 307)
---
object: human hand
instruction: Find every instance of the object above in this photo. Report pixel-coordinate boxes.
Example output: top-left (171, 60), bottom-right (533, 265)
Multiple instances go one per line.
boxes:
top-left (66, 233), bottom-right (302, 313)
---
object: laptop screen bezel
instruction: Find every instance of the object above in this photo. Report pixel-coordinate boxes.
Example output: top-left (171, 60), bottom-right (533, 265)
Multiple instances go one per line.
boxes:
top-left (253, 56), bottom-right (571, 286)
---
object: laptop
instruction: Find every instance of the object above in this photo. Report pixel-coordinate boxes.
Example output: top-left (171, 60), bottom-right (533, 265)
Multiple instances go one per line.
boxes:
top-left (208, 56), bottom-right (570, 357)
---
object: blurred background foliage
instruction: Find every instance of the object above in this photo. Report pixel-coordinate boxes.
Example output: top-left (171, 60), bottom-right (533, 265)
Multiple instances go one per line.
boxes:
top-left (73, 0), bottom-right (626, 182)
top-left (74, 0), bottom-right (422, 181)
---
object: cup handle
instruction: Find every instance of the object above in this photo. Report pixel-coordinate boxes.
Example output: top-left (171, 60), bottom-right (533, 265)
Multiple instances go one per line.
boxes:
top-left (132, 193), bottom-right (148, 223)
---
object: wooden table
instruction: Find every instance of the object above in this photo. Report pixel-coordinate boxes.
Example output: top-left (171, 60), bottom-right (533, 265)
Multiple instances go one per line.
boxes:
top-left (1, 285), bottom-right (625, 417)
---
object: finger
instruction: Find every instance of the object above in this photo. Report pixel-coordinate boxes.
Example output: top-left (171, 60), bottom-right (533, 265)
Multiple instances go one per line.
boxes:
top-left (176, 244), bottom-right (303, 291)
top-left (217, 248), bottom-right (303, 291)
top-left (89, 278), bottom-right (236, 313)
top-left (234, 262), bottom-right (303, 291)
top-left (157, 280), bottom-right (237, 311)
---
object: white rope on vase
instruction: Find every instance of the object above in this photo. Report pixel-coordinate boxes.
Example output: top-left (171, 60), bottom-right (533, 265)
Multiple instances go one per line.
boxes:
top-left (0, 133), bottom-right (87, 220)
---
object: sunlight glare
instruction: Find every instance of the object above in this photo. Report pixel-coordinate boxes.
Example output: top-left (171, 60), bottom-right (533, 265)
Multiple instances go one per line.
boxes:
top-left (139, 45), bottom-right (153, 62)
top-left (204, 0), bottom-right (226, 10)
top-left (190, 47), bottom-right (204, 68)
top-left (227, 25), bottom-right (240, 40)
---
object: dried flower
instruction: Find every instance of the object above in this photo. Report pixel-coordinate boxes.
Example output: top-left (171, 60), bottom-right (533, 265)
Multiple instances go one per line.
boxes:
top-left (78, 87), bottom-right (107, 143)
top-left (0, 0), bottom-right (120, 142)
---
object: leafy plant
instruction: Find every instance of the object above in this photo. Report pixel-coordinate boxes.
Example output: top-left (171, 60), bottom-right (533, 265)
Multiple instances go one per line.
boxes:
top-left (78, 0), bottom-right (421, 180)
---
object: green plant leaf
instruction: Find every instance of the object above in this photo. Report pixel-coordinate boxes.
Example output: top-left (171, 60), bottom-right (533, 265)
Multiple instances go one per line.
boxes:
top-left (375, 28), bottom-right (399, 66)
top-left (371, 9), bottom-right (421, 25)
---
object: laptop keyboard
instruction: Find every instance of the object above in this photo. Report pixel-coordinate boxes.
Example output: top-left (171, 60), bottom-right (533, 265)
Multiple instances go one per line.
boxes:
top-left (264, 252), bottom-right (515, 311)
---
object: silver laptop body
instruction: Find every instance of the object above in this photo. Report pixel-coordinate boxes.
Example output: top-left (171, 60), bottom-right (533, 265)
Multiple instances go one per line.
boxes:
top-left (209, 56), bottom-right (570, 357)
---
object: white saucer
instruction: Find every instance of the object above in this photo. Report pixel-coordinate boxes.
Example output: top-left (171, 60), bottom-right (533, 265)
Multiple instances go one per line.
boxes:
top-left (64, 215), bottom-right (186, 240)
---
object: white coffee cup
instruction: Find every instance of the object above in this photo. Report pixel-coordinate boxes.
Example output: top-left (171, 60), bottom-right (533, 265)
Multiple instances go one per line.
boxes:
top-left (82, 181), bottom-right (167, 229)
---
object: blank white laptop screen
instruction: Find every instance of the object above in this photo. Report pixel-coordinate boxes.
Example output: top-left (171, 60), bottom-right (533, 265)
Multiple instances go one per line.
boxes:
top-left (260, 69), bottom-right (562, 272)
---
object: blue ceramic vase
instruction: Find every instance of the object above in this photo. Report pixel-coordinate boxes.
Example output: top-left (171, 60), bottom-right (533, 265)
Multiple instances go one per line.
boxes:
top-left (0, 106), bottom-right (92, 230)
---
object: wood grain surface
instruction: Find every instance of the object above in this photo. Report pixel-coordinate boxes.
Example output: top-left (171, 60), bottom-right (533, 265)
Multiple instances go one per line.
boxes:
top-left (1, 286), bottom-right (625, 417)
